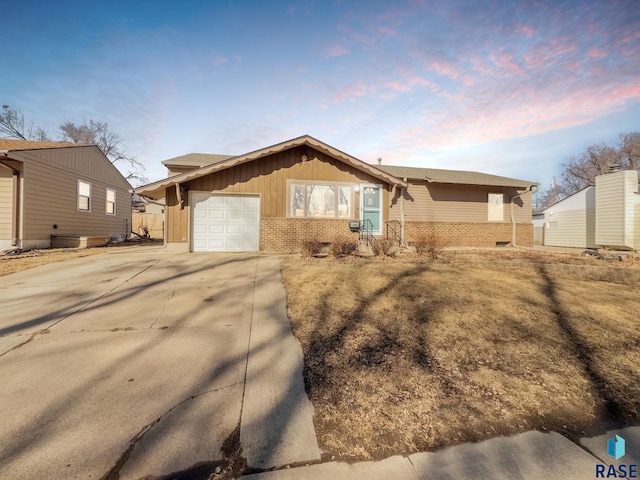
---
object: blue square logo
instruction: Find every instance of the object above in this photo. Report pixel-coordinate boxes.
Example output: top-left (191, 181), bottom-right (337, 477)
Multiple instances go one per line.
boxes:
top-left (608, 435), bottom-right (625, 460)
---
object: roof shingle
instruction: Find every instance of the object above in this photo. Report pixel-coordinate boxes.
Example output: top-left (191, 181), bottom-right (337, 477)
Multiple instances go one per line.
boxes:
top-left (377, 165), bottom-right (537, 188)
top-left (0, 138), bottom-right (76, 151)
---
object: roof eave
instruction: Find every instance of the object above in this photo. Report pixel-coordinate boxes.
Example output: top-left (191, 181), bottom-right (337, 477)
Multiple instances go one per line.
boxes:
top-left (135, 135), bottom-right (406, 197)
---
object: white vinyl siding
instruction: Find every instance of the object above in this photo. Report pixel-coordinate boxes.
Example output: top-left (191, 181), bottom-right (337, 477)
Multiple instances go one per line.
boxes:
top-left (78, 180), bottom-right (91, 212)
top-left (106, 188), bottom-right (116, 215)
top-left (595, 170), bottom-right (637, 249)
top-left (542, 186), bottom-right (597, 248)
top-left (488, 193), bottom-right (504, 221)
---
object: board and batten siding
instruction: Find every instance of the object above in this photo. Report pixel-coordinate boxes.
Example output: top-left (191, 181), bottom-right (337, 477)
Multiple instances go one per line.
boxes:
top-left (595, 170), bottom-right (637, 249)
top-left (0, 168), bottom-right (13, 245)
top-left (12, 147), bottom-right (131, 246)
top-left (166, 146), bottom-right (391, 243)
top-left (389, 181), bottom-right (532, 224)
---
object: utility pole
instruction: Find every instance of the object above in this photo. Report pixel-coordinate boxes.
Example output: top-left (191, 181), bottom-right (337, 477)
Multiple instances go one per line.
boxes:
top-left (552, 176), bottom-right (558, 203)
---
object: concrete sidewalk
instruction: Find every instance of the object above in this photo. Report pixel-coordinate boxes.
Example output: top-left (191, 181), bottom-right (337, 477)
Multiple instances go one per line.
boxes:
top-left (243, 426), bottom-right (640, 479)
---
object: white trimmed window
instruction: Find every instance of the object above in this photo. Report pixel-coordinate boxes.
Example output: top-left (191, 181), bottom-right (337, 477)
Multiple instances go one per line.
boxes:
top-left (288, 181), bottom-right (354, 219)
top-left (488, 193), bottom-right (503, 221)
top-left (106, 188), bottom-right (116, 215)
top-left (78, 180), bottom-right (91, 212)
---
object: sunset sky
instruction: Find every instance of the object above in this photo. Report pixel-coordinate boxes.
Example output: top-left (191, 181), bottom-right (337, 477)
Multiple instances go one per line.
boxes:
top-left (3, 0), bottom-right (639, 188)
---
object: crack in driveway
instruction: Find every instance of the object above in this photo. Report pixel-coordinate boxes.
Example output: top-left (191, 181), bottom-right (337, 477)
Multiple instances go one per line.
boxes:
top-left (100, 382), bottom-right (243, 480)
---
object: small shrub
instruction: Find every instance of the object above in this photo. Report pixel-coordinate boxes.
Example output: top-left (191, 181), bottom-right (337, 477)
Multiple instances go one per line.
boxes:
top-left (331, 235), bottom-right (357, 257)
top-left (371, 238), bottom-right (396, 256)
top-left (301, 239), bottom-right (324, 257)
top-left (413, 233), bottom-right (446, 259)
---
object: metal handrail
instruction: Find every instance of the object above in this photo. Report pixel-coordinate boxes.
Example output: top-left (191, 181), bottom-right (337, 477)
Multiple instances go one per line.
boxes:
top-left (360, 219), bottom-right (374, 246)
top-left (386, 220), bottom-right (403, 246)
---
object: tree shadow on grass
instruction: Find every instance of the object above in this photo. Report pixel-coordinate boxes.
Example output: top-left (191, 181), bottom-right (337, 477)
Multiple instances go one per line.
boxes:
top-left (537, 265), bottom-right (626, 424)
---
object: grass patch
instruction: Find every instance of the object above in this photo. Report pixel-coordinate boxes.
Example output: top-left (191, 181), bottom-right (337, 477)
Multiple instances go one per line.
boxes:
top-left (281, 250), bottom-right (640, 460)
top-left (0, 242), bottom-right (159, 277)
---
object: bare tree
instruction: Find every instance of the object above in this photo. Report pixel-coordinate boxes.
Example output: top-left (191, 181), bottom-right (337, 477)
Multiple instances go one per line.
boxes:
top-left (0, 105), bottom-right (146, 183)
top-left (0, 105), bottom-right (50, 141)
top-left (560, 143), bottom-right (619, 192)
top-left (618, 132), bottom-right (640, 171)
top-left (59, 120), bottom-right (146, 183)
top-left (536, 132), bottom-right (640, 212)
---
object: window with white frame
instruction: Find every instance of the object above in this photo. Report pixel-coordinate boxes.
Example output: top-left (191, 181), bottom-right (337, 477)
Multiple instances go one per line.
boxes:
top-left (288, 181), bottom-right (353, 219)
top-left (78, 180), bottom-right (91, 212)
top-left (106, 188), bottom-right (116, 215)
top-left (488, 193), bottom-right (503, 221)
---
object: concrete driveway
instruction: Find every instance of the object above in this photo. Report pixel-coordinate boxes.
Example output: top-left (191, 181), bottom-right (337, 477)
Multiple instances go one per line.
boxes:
top-left (0, 249), bottom-right (319, 479)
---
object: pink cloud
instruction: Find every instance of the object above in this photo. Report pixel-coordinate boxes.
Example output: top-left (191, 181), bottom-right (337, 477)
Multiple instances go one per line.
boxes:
top-left (385, 74), bottom-right (439, 93)
top-left (213, 54), bottom-right (228, 67)
top-left (514, 24), bottom-right (535, 38)
top-left (428, 60), bottom-right (459, 80)
top-left (324, 43), bottom-right (350, 58)
top-left (333, 82), bottom-right (374, 104)
top-left (523, 36), bottom-right (578, 70)
top-left (587, 48), bottom-right (607, 58)
top-left (489, 52), bottom-right (522, 75)
top-left (379, 26), bottom-right (396, 36)
top-left (617, 31), bottom-right (640, 47)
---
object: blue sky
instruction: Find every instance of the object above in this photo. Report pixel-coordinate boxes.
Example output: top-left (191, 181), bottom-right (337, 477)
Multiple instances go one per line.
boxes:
top-left (3, 0), bottom-right (639, 187)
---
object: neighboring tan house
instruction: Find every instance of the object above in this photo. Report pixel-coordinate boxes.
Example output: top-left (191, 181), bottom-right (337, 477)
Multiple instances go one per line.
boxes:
top-left (541, 169), bottom-right (640, 250)
top-left (134, 135), bottom-right (537, 253)
top-left (0, 139), bottom-right (132, 250)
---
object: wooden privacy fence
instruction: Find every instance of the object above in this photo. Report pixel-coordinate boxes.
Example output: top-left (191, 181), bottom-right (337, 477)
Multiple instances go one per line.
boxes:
top-left (132, 212), bottom-right (164, 239)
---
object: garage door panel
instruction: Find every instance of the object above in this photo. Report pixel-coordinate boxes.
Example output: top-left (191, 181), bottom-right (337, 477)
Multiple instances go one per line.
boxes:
top-left (192, 194), bottom-right (260, 252)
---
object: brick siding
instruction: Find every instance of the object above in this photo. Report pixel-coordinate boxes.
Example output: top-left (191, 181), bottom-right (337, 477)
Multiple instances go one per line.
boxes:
top-left (260, 217), bottom-right (360, 253)
top-left (260, 218), bottom-right (534, 252)
top-left (405, 222), bottom-right (534, 248)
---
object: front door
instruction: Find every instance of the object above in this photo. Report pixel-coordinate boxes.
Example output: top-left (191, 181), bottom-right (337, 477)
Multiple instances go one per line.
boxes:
top-left (361, 185), bottom-right (382, 235)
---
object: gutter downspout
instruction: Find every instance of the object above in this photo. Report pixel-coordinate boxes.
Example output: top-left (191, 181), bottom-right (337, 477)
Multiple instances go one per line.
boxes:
top-left (401, 178), bottom-right (407, 245)
top-left (0, 155), bottom-right (21, 248)
top-left (510, 185), bottom-right (538, 247)
top-left (175, 183), bottom-right (185, 210)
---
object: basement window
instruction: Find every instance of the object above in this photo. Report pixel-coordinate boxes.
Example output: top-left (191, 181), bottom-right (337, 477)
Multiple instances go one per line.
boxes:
top-left (288, 181), bottom-right (354, 219)
top-left (78, 180), bottom-right (91, 212)
top-left (106, 188), bottom-right (116, 215)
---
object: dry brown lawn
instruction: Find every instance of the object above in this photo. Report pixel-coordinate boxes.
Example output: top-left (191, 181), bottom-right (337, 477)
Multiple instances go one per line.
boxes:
top-left (0, 242), bottom-right (159, 277)
top-left (281, 249), bottom-right (640, 461)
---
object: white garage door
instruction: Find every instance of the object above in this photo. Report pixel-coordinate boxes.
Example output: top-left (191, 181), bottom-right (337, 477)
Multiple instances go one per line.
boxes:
top-left (192, 194), bottom-right (260, 252)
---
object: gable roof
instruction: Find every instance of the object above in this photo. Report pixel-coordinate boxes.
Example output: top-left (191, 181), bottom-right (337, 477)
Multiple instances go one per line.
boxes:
top-left (1, 138), bottom-right (131, 188)
top-left (136, 135), bottom-right (407, 198)
top-left (161, 152), bottom-right (235, 167)
top-left (377, 165), bottom-right (537, 188)
top-left (0, 138), bottom-right (76, 151)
